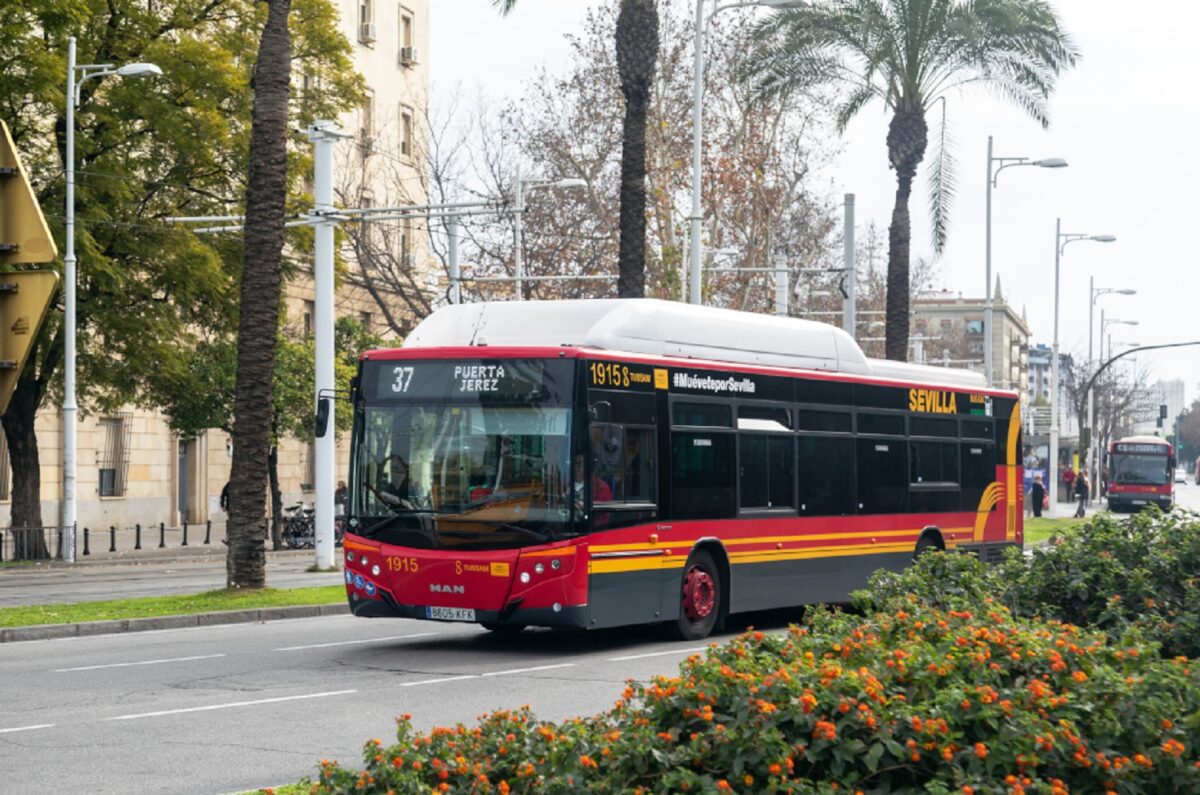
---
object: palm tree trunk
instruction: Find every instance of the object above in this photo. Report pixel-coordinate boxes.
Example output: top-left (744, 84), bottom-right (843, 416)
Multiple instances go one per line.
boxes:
top-left (884, 107), bottom-right (927, 362)
top-left (268, 444), bottom-right (283, 551)
top-left (615, 0), bottom-right (658, 299)
top-left (3, 377), bottom-right (48, 560)
top-left (227, 0), bottom-right (292, 588)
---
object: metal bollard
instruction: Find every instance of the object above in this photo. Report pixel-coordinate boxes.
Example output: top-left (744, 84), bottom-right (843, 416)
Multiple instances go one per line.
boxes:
top-left (109, 526), bottom-right (116, 552)
top-left (204, 520), bottom-right (211, 545)
top-left (159, 522), bottom-right (166, 548)
top-left (182, 522), bottom-right (188, 546)
top-left (135, 523), bottom-right (142, 550)
top-left (83, 527), bottom-right (90, 556)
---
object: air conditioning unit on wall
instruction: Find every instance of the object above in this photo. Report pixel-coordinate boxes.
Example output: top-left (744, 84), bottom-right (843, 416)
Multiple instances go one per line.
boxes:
top-left (398, 46), bottom-right (419, 66)
top-left (359, 23), bottom-right (377, 43)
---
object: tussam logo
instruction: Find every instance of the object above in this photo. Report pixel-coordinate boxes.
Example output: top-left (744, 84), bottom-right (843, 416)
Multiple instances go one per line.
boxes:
top-left (429, 584), bottom-right (465, 595)
top-left (672, 372), bottom-right (756, 394)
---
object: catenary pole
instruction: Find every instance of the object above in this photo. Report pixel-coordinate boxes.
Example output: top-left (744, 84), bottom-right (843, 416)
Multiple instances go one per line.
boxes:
top-left (1049, 218), bottom-right (1062, 518)
top-left (309, 122), bottom-right (338, 569)
top-left (843, 193), bottom-right (855, 336)
top-left (63, 37), bottom-right (78, 562)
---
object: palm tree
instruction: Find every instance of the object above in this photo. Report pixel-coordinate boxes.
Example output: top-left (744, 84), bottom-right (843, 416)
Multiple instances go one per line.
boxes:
top-left (227, 0), bottom-right (293, 588)
top-left (492, 0), bottom-right (658, 298)
top-left (747, 0), bottom-right (1078, 360)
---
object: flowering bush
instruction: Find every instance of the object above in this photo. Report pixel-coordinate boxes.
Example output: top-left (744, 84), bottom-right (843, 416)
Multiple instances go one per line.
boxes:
top-left (857, 510), bottom-right (1200, 661)
top-left (302, 602), bottom-right (1200, 794)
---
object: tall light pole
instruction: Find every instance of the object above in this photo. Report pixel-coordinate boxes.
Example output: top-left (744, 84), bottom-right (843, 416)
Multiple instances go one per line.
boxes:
top-left (513, 167), bottom-right (585, 300)
top-left (1087, 282), bottom-right (1135, 486)
top-left (688, 0), bottom-right (806, 306)
top-left (1048, 220), bottom-right (1115, 517)
top-left (984, 136), bottom-right (1066, 386)
top-left (63, 37), bottom-right (161, 562)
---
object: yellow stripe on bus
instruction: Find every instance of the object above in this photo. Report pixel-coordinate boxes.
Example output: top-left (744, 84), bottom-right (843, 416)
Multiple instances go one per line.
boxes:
top-left (589, 526), bottom-right (970, 555)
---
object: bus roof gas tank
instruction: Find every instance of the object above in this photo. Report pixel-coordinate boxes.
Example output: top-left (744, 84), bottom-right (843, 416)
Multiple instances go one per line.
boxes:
top-left (402, 299), bottom-right (985, 391)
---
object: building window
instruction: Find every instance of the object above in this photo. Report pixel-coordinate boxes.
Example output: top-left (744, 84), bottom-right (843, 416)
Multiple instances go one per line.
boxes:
top-left (966, 319), bottom-right (983, 335)
top-left (399, 105), bottom-right (413, 157)
top-left (359, 310), bottom-right (372, 330)
top-left (358, 0), bottom-right (376, 42)
top-left (400, 7), bottom-right (413, 47)
top-left (0, 423), bottom-right (9, 501)
top-left (303, 300), bottom-right (315, 336)
top-left (360, 91), bottom-right (375, 152)
top-left (98, 416), bottom-right (131, 497)
top-left (400, 219), bottom-right (413, 267)
top-left (940, 319), bottom-right (953, 330)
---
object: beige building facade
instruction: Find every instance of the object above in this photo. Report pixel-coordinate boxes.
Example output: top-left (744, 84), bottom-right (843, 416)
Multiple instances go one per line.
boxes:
top-left (912, 289), bottom-right (1032, 396)
top-left (0, 1), bottom-right (432, 532)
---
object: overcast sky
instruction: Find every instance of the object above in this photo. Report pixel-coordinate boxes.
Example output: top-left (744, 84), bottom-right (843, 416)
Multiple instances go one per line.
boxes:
top-left (430, 0), bottom-right (1199, 400)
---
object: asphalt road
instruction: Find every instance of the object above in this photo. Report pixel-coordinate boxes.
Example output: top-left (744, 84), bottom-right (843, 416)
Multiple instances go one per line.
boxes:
top-left (0, 553), bottom-right (344, 607)
top-left (0, 609), bottom-right (794, 794)
top-left (1173, 478), bottom-right (1200, 512)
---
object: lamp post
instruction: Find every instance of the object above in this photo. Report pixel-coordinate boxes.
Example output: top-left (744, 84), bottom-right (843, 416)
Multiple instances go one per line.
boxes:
top-left (688, 0), bottom-right (806, 306)
top-left (513, 164), bottom-right (585, 300)
top-left (63, 37), bottom-right (162, 562)
top-left (1087, 283), bottom-right (1135, 486)
top-left (1048, 219), bottom-right (1115, 517)
top-left (984, 136), bottom-right (1066, 387)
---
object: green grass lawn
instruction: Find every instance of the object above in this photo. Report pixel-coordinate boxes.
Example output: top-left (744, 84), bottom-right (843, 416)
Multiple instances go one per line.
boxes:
top-left (1023, 515), bottom-right (1090, 546)
top-left (0, 585), bottom-right (346, 629)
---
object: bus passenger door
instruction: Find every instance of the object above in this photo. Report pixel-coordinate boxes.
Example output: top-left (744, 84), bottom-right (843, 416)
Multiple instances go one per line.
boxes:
top-left (585, 420), bottom-right (662, 628)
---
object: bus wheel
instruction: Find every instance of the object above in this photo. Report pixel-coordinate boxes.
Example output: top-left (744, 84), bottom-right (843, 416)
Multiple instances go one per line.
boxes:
top-left (480, 622), bottom-right (526, 634)
top-left (672, 549), bottom-right (721, 640)
top-left (913, 533), bottom-right (939, 560)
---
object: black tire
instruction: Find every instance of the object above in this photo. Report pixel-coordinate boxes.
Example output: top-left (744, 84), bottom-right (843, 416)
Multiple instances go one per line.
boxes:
top-left (913, 533), bottom-right (939, 560)
top-left (670, 549), bottom-right (722, 641)
top-left (480, 622), bottom-right (526, 634)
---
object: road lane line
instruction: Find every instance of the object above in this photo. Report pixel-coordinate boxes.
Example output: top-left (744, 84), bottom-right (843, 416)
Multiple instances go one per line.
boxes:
top-left (606, 647), bottom-right (708, 662)
top-left (274, 633), bottom-right (436, 651)
top-left (481, 663), bottom-right (576, 677)
top-left (401, 675), bottom-right (477, 687)
top-left (106, 689), bottom-right (357, 721)
top-left (0, 724), bottom-right (54, 734)
top-left (55, 653), bottom-right (226, 673)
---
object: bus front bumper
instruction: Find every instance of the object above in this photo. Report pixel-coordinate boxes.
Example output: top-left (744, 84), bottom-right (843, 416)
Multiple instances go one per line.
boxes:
top-left (347, 590), bottom-right (589, 629)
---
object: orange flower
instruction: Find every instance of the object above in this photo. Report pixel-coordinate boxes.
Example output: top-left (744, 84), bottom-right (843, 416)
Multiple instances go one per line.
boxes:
top-left (974, 742), bottom-right (988, 759)
top-left (1163, 739), bottom-right (1185, 757)
top-left (769, 763), bottom-right (783, 776)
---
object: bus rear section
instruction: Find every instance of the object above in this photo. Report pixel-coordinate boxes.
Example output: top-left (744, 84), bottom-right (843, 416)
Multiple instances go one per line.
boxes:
top-left (1106, 436), bottom-right (1174, 512)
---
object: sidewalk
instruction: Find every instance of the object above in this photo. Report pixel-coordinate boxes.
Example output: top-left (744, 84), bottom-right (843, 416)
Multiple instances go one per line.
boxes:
top-left (0, 546), bottom-right (347, 643)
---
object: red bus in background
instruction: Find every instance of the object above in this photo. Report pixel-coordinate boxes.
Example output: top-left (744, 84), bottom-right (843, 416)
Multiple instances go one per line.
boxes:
top-left (1106, 435), bottom-right (1174, 512)
top-left (341, 300), bottom-right (1023, 640)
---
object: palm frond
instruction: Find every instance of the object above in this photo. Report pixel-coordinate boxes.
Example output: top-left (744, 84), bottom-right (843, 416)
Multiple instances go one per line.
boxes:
top-left (924, 97), bottom-right (956, 253)
top-left (491, 0), bottom-right (519, 16)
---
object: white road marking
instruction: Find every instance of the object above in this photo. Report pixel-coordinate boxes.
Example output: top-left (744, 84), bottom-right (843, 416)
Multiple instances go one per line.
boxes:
top-left (0, 724), bottom-right (54, 734)
top-left (481, 663), bottom-right (576, 677)
top-left (106, 689), bottom-right (357, 721)
top-left (274, 633), bottom-right (436, 651)
top-left (401, 675), bottom-right (477, 687)
top-left (55, 653), bottom-right (226, 673)
top-left (606, 646), bottom-right (708, 662)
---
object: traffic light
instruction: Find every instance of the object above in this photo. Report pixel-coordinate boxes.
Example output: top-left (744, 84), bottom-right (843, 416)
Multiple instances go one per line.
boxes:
top-left (1158, 404), bottom-right (1168, 428)
top-left (0, 119), bottom-right (56, 265)
top-left (0, 119), bottom-right (60, 415)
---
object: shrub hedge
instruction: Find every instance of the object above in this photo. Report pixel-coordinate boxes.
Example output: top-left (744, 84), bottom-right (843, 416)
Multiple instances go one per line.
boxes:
top-left (290, 510), bottom-right (1200, 794)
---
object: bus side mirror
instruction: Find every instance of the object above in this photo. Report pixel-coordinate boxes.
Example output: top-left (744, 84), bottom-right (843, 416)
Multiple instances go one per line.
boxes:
top-left (315, 397), bottom-right (330, 438)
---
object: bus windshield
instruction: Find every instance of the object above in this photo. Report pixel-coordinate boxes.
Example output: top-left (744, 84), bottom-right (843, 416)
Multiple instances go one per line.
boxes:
top-left (1111, 453), bottom-right (1170, 485)
top-left (350, 359), bottom-right (576, 549)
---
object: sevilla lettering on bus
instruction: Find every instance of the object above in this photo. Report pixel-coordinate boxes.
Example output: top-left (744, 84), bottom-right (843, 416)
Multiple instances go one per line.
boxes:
top-left (453, 364), bottom-right (506, 394)
top-left (908, 388), bottom-right (957, 414)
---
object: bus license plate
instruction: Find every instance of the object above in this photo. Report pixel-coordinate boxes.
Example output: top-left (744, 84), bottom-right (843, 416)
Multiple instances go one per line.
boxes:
top-left (428, 606), bottom-right (475, 621)
top-left (1132, 500), bottom-right (1146, 505)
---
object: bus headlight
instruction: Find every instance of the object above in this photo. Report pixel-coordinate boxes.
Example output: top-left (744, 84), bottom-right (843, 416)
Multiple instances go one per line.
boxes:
top-left (371, 565), bottom-right (380, 576)
top-left (551, 559), bottom-right (561, 570)
top-left (534, 563), bottom-right (545, 574)
top-left (519, 572), bottom-right (531, 584)
top-left (347, 551), bottom-right (357, 563)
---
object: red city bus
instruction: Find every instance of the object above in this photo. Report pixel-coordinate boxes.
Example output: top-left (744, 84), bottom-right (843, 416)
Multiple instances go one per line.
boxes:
top-left (1106, 435), bottom-right (1174, 512)
top-left (341, 300), bottom-right (1023, 639)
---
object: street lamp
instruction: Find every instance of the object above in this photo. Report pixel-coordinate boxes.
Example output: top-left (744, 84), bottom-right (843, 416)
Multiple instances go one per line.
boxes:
top-left (63, 37), bottom-right (162, 562)
top-left (513, 165), bottom-right (585, 300)
top-left (1047, 219), bottom-right (1115, 518)
top-left (687, 0), bottom-right (806, 306)
top-left (1087, 284), bottom-right (1135, 485)
top-left (984, 136), bottom-right (1067, 386)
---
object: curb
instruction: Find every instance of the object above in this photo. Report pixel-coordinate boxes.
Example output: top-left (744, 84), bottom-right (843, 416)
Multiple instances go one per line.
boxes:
top-left (0, 602), bottom-right (349, 643)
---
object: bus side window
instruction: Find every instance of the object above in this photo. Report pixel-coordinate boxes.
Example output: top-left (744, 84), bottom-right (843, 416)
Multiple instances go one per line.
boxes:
top-left (671, 432), bottom-right (735, 520)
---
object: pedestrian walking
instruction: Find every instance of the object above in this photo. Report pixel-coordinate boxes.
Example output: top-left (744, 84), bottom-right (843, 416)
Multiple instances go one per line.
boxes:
top-left (220, 481), bottom-right (230, 513)
top-left (1030, 475), bottom-right (1046, 518)
top-left (1062, 464), bottom-right (1075, 504)
top-left (1073, 471), bottom-right (1089, 518)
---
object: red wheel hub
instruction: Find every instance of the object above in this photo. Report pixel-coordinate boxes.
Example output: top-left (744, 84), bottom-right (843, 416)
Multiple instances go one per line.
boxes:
top-left (682, 564), bottom-right (716, 621)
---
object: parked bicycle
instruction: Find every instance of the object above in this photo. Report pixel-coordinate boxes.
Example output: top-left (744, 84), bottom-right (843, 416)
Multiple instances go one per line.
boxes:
top-left (281, 502), bottom-right (315, 549)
